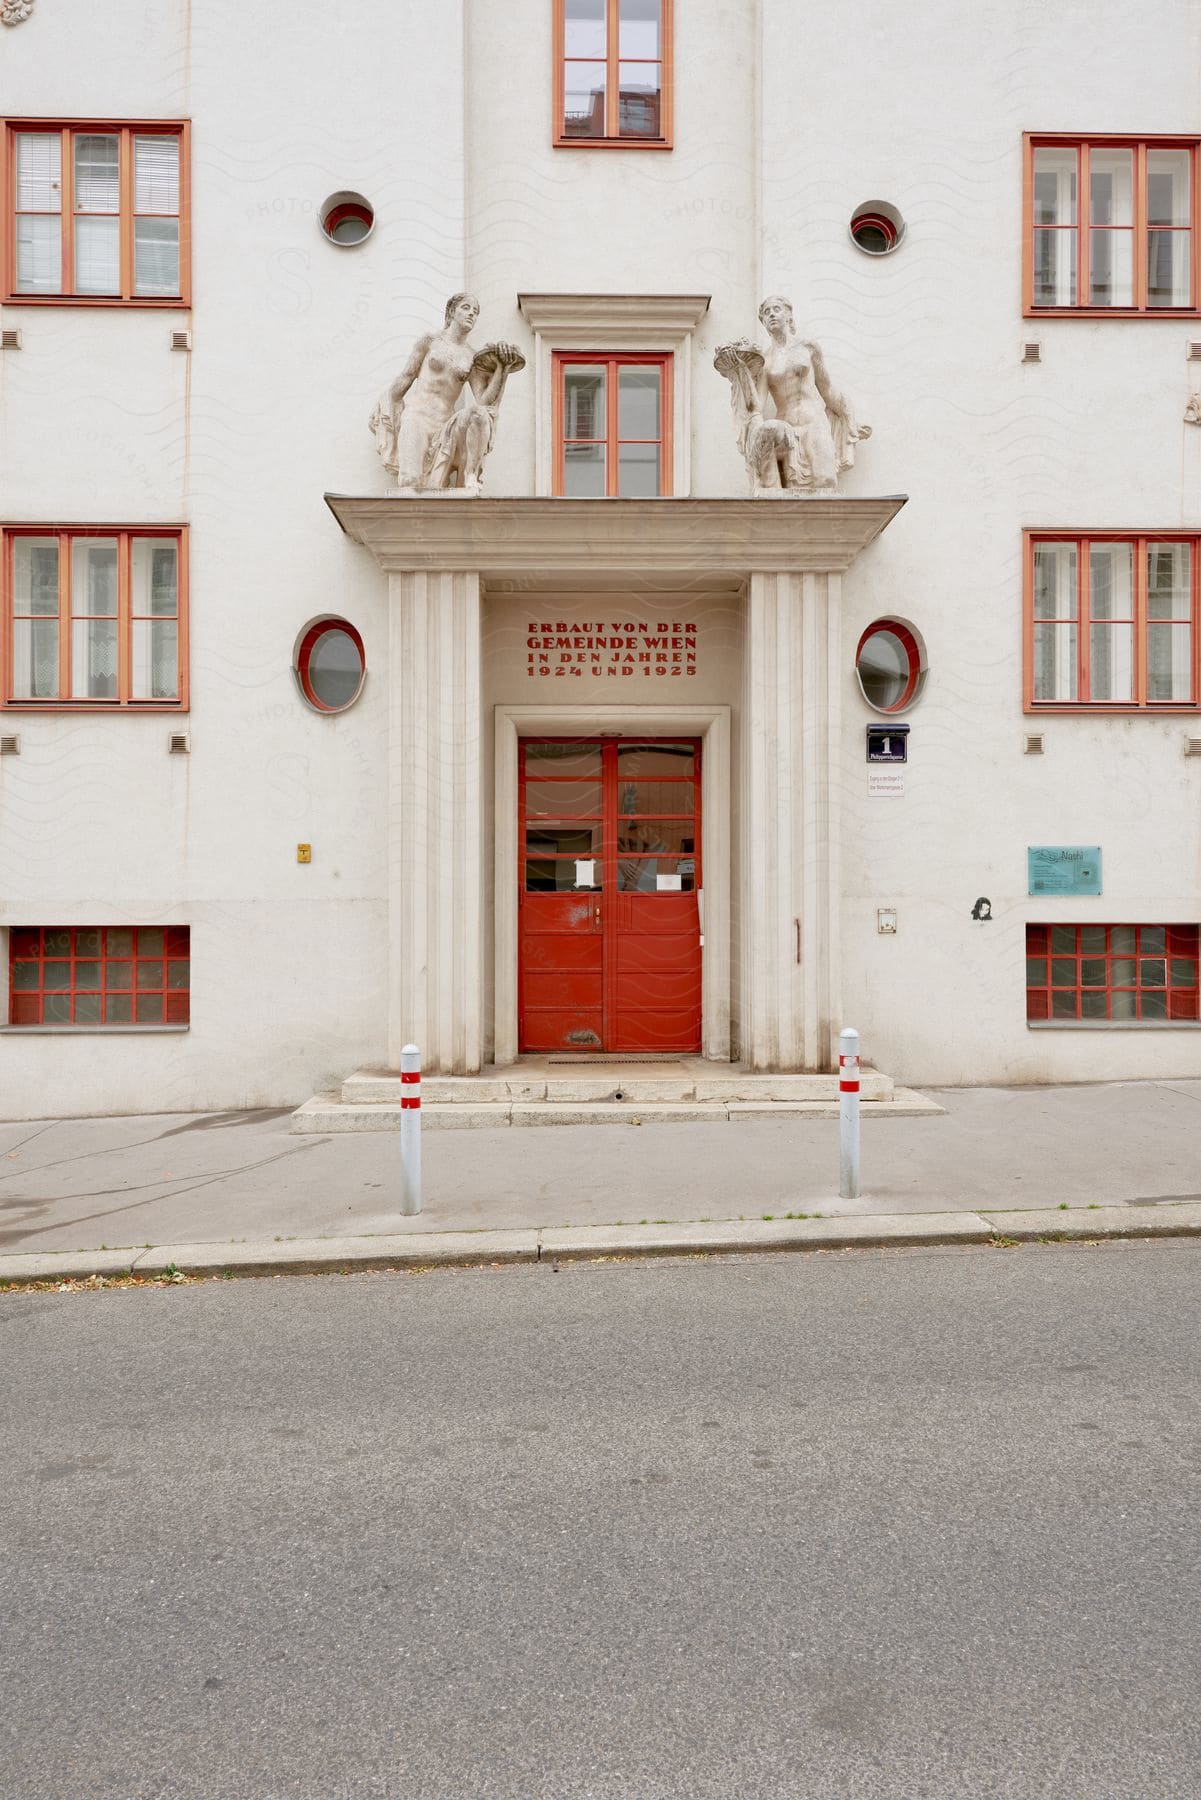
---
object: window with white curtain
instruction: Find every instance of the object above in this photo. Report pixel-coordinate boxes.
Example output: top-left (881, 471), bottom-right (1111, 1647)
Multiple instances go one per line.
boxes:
top-left (1028, 535), bottom-right (1198, 710)
top-left (6, 122), bottom-right (186, 301)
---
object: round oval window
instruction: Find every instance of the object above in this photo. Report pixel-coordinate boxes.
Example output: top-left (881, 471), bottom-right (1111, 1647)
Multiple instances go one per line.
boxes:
top-left (855, 621), bottom-right (924, 713)
top-left (296, 620), bottom-right (366, 713)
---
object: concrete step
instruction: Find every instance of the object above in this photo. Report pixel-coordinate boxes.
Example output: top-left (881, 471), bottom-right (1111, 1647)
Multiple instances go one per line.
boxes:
top-left (291, 1088), bottom-right (942, 1134)
top-left (339, 1066), bottom-right (896, 1106)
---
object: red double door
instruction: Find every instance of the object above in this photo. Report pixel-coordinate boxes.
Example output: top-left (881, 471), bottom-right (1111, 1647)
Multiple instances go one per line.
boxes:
top-left (519, 738), bottom-right (702, 1053)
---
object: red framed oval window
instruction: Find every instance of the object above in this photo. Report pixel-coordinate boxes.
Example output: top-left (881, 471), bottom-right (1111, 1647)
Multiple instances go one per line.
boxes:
top-left (855, 620), bottom-right (925, 713)
top-left (296, 619), bottom-right (366, 713)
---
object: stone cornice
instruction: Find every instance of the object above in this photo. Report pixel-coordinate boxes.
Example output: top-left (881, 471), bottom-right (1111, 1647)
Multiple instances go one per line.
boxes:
top-left (517, 293), bottom-right (711, 334)
top-left (324, 495), bottom-right (908, 576)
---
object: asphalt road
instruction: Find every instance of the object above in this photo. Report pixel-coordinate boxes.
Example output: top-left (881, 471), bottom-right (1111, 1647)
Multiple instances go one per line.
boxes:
top-left (3, 1243), bottom-right (1200, 1799)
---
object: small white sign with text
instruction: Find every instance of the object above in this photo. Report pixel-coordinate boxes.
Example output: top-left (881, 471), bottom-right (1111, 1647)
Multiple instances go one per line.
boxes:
top-left (868, 768), bottom-right (905, 798)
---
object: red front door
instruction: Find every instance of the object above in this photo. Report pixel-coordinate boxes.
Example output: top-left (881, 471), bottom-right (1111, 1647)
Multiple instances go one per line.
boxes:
top-left (519, 738), bottom-right (702, 1053)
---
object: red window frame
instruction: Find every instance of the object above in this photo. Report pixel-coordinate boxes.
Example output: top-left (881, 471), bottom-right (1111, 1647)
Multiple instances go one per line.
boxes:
top-left (8, 926), bottom-right (191, 1026)
top-left (2, 119), bottom-right (190, 306)
top-left (553, 0), bottom-right (673, 149)
top-left (552, 352), bottom-right (673, 497)
top-left (1023, 134), bottom-right (1201, 317)
top-left (295, 618), bottom-right (366, 713)
top-left (1023, 531), bottom-right (1201, 713)
top-left (1, 526), bottom-right (189, 711)
top-left (1026, 924), bottom-right (1199, 1023)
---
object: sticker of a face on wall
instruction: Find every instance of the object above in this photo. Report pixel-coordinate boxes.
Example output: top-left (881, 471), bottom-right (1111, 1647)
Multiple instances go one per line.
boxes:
top-left (971, 897), bottom-right (993, 922)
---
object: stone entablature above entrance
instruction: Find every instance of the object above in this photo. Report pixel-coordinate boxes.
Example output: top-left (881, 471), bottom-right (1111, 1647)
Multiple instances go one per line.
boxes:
top-left (324, 495), bottom-right (907, 576)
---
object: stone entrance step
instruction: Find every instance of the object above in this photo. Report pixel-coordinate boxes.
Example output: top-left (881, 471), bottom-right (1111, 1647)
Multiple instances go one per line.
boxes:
top-left (290, 1061), bottom-right (943, 1132)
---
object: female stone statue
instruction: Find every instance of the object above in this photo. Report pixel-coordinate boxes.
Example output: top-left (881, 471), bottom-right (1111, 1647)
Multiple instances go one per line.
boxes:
top-left (714, 296), bottom-right (870, 496)
top-left (370, 293), bottom-right (524, 494)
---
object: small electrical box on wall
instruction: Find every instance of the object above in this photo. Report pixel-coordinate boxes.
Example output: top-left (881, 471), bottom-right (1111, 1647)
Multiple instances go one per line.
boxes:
top-left (297, 844), bottom-right (312, 864)
top-left (866, 724), bottom-right (909, 763)
top-left (877, 908), bottom-right (898, 935)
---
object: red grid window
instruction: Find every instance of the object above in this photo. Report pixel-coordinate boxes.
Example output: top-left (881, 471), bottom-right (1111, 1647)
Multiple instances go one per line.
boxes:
top-left (553, 353), bottom-right (672, 497)
top-left (1025, 135), bottom-right (1201, 316)
top-left (9, 927), bottom-right (190, 1025)
top-left (1026, 924), bottom-right (1199, 1022)
top-left (1025, 534), bottom-right (1200, 712)
top-left (4, 121), bottom-right (189, 305)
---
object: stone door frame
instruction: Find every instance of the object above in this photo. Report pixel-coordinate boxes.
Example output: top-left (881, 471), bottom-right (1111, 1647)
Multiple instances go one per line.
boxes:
top-left (493, 703), bottom-right (732, 1067)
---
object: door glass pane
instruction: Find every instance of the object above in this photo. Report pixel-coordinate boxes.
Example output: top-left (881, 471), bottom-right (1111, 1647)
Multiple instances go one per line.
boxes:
top-left (1148, 230), bottom-right (1191, 307)
top-left (1033, 147), bottom-right (1077, 224)
top-left (563, 365), bottom-right (605, 440)
top-left (526, 823), bottom-right (602, 858)
top-left (618, 365), bottom-right (661, 439)
top-left (134, 217), bottom-right (180, 296)
top-left (134, 134), bottom-right (180, 213)
top-left (1089, 228), bottom-right (1132, 306)
top-left (563, 441), bottom-right (606, 496)
top-left (563, 61), bottom-right (605, 136)
top-left (617, 743), bottom-right (695, 778)
top-left (617, 780), bottom-right (695, 816)
top-left (523, 742), bottom-right (601, 778)
top-left (618, 820), bottom-right (696, 858)
top-left (132, 539), bottom-right (178, 615)
top-left (16, 132), bottom-right (62, 211)
top-left (619, 0), bottom-right (660, 57)
top-left (72, 540), bottom-right (118, 613)
top-left (74, 134), bottom-right (119, 211)
top-left (1147, 149), bottom-right (1190, 224)
top-left (1089, 543), bottom-right (1133, 618)
top-left (15, 215), bottom-right (61, 293)
top-left (525, 780), bottom-right (602, 818)
top-left (618, 62), bottom-right (661, 137)
top-left (1147, 544), bottom-right (1190, 619)
top-left (617, 440), bottom-right (660, 497)
top-left (74, 215), bottom-right (120, 295)
top-left (1090, 149), bottom-right (1133, 224)
top-left (1147, 625), bottom-right (1192, 702)
top-left (1032, 230), bottom-right (1075, 306)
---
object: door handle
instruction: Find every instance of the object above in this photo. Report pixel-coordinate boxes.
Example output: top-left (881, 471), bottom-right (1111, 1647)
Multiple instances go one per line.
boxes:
top-left (697, 886), bottom-right (705, 950)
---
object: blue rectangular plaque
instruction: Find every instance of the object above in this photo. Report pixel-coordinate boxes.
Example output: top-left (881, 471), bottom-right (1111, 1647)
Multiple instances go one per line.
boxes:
top-left (1027, 846), bottom-right (1102, 896)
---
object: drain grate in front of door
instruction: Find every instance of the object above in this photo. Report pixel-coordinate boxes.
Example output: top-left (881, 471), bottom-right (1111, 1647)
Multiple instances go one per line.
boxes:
top-left (546, 1054), bottom-right (683, 1064)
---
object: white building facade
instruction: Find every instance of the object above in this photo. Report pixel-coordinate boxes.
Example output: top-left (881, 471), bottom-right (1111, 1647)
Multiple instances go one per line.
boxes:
top-left (2, 0), bottom-right (1201, 1117)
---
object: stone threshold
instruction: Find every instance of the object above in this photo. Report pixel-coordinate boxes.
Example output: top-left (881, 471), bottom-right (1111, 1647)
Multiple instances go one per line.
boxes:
top-left (291, 1089), bottom-right (943, 1134)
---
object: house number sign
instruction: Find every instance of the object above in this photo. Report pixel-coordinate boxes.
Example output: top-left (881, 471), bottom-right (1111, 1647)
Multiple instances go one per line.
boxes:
top-left (866, 724), bottom-right (909, 763)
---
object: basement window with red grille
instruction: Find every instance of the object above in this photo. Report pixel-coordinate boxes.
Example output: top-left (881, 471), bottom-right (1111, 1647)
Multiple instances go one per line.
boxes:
top-left (8, 926), bottom-right (190, 1025)
top-left (1026, 924), bottom-right (1199, 1022)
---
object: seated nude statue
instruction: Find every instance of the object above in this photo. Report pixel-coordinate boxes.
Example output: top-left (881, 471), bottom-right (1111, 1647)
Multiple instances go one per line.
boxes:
top-left (714, 295), bottom-right (870, 496)
top-left (370, 293), bottom-right (524, 494)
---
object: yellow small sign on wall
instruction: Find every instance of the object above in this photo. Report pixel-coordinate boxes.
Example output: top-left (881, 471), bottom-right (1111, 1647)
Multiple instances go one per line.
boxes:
top-left (297, 844), bottom-right (312, 864)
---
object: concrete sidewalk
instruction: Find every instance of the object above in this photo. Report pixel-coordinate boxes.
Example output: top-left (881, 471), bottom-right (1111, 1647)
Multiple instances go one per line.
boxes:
top-left (0, 1079), bottom-right (1199, 1266)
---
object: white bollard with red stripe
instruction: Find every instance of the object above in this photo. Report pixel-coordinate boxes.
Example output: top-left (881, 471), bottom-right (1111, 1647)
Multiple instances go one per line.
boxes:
top-left (839, 1026), bottom-right (861, 1200)
top-left (400, 1043), bottom-right (422, 1216)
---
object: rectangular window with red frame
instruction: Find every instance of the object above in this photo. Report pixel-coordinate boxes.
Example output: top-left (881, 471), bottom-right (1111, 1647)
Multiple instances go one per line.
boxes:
top-left (1026, 534), bottom-right (1199, 711)
top-left (1026, 136), bottom-right (1199, 314)
top-left (556, 0), bottom-right (671, 146)
top-left (6, 121), bottom-right (188, 303)
top-left (9, 927), bottom-right (190, 1026)
top-left (3, 527), bottom-right (187, 708)
top-left (554, 353), bottom-right (671, 496)
top-left (1026, 925), bottom-right (1199, 1022)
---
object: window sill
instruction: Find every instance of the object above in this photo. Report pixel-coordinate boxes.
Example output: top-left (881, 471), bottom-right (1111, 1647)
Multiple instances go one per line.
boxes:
top-left (553, 137), bottom-right (672, 151)
top-left (0, 1025), bottom-right (190, 1035)
top-left (1025, 307), bottom-right (1201, 321)
top-left (2, 295), bottom-right (190, 309)
top-left (0, 703), bottom-right (188, 713)
top-left (1027, 1019), bottom-right (1201, 1030)
top-left (1025, 705), bottom-right (1201, 716)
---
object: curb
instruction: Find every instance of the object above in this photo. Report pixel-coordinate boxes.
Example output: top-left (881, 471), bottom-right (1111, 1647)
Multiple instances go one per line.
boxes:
top-left (3, 1201), bottom-right (1201, 1285)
